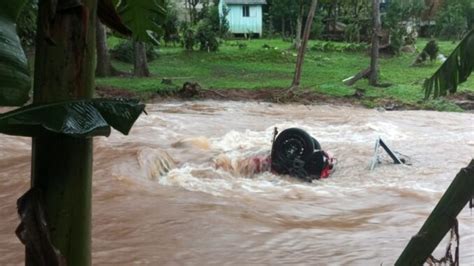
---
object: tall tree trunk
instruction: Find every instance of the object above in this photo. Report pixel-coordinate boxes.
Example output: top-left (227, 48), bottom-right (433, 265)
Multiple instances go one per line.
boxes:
top-left (369, 0), bottom-right (381, 86)
top-left (30, 0), bottom-right (96, 264)
top-left (333, 0), bottom-right (338, 33)
top-left (294, 3), bottom-right (304, 50)
top-left (95, 21), bottom-right (115, 77)
top-left (291, 0), bottom-right (318, 88)
top-left (133, 41), bottom-right (150, 77)
top-left (281, 17), bottom-right (286, 37)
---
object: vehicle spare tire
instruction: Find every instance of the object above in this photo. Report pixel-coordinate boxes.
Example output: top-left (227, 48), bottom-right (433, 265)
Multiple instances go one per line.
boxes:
top-left (271, 128), bottom-right (314, 176)
top-left (312, 137), bottom-right (322, 150)
top-left (304, 151), bottom-right (325, 179)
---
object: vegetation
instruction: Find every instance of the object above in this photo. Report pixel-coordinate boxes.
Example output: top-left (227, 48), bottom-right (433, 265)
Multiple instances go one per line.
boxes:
top-left (97, 37), bottom-right (473, 111)
top-left (424, 30), bottom-right (474, 99)
top-left (110, 40), bottom-right (159, 63)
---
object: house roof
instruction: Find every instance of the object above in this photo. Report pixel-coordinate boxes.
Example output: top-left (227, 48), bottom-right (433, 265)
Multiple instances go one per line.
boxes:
top-left (224, 0), bottom-right (267, 5)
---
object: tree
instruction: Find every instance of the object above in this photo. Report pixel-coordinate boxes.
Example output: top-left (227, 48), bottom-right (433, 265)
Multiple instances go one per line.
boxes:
top-left (0, 0), bottom-right (164, 265)
top-left (343, 0), bottom-right (383, 87)
top-left (186, 0), bottom-right (201, 25)
top-left (369, 0), bottom-right (381, 86)
top-left (291, 0), bottom-right (318, 88)
top-left (96, 21), bottom-right (118, 77)
top-left (133, 41), bottom-right (151, 77)
top-left (294, 0), bottom-right (305, 49)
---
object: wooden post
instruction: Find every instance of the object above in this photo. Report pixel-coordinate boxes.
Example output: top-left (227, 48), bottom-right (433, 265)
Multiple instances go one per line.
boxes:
top-left (395, 160), bottom-right (474, 265)
top-left (30, 0), bottom-right (96, 264)
top-left (291, 0), bottom-right (318, 88)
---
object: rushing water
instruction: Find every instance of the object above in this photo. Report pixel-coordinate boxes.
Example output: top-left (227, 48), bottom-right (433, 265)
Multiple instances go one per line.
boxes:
top-left (1, 101), bottom-right (473, 265)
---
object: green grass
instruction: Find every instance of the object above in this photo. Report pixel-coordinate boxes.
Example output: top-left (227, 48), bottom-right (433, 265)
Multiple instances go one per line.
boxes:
top-left (96, 38), bottom-right (474, 111)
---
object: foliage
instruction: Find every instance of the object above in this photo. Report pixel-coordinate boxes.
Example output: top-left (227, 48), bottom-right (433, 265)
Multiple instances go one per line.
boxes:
top-left (311, 13), bottom-right (325, 40)
top-left (344, 22), bottom-right (361, 43)
top-left (383, 0), bottom-right (425, 54)
top-left (179, 3), bottom-right (224, 52)
top-left (0, 99), bottom-right (145, 137)
top-left (180, 22), bottom-right (196, 51)
top-left (16, 0), bottom-right (37, 48)
top-left (162, 0), bottom-right (180, 46)
top-left (110, 40), bottom-right (158, 63)
top-left (117, 0), bottom-right (166, 42)
top-left (195, 19), bottom-right (219, 52)
top-left (424, 30), bottom-right (474, 99)
top-left (311, 41), bottom-right (368, 52)
top-left (436, 3), bottom-right (468, 40)
top-left (0, 0), bottom-right (31, 106)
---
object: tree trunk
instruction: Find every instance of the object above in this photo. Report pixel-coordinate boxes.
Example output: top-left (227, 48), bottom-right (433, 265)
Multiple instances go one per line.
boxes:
top-left (281, 17), bottom-right (286, 37)
top-left (291, 0), bottom-right (318, 88)
top-left (133, 41), bottom-right (150, 77)
top-left (294, 2), bottom-right (304, 50)
top-left (369, 0), bottom-right (381, 86)
top-left (30, 0), bottom-right (96, 264)
top-left (95, 21), bottom-right (115, 77)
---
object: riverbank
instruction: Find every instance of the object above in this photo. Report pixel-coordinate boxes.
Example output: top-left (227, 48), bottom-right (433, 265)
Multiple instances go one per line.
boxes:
top-left (96, 38), bottom-right (474, 112)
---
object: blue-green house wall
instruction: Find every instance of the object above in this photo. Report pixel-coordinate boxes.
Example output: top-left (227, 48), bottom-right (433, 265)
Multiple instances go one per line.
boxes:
top-left (219, 2), bottom-right (264, 36)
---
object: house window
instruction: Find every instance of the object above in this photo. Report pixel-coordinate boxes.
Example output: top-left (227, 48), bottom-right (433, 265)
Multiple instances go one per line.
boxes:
top-left (243, 5), bottom-right (250, 17)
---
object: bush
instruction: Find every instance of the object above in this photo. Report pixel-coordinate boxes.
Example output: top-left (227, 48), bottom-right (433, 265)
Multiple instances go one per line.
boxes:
top-left (311, 41), bottom-right (368, 52)
top-left (110, 40), bottom-right (158, 63)
top-left (180, 22), bottom-right (196, 51)
top-left (311, 14), bottom-right (324, 40)
top-left (195, 19), bottom-right (219, 52)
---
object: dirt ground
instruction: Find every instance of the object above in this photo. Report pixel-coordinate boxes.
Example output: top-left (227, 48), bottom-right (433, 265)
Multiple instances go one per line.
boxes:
top-left (95, 84), bottom-right (474, 111)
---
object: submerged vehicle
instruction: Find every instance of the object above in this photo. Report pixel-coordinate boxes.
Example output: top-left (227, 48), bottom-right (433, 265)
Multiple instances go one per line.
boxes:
top-left (271, 128), bottom-right (335, 182)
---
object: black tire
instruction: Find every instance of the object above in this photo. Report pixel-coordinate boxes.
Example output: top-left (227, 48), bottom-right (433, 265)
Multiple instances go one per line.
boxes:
top-left (304, 151), bottom-right (325, 179)
top-left (312, 137), bottom-right (322, 150)
top-left (271, 128), bottom-right (314, 175)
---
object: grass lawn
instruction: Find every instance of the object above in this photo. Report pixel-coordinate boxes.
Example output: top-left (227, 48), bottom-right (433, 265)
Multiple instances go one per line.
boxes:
top-left (96, 38), bottom-right (474, 111)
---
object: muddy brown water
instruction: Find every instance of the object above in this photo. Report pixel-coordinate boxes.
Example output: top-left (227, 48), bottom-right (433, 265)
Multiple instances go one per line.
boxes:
top-left (1, 101), bottom-right (473, 265)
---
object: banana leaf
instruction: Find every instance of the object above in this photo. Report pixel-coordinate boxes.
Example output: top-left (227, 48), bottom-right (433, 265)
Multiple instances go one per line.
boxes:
top-left (0, 99), bottom-right (145, 137)
top-left (0, 0), bottom-right (32, 106)
top-left (117, 0), bottom-right (166, 42)
top-left (98, 0), bottom-right (132, 36)
top-left (424, 30), bottom-right (474, 99)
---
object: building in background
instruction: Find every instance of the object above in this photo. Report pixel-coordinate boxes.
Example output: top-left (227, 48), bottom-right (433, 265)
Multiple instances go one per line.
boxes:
top-left (219, 0), bottom-right (267, 37)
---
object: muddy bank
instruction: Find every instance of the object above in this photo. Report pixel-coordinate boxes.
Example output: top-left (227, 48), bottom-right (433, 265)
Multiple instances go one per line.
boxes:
top-left (96, 84), bottom-right (474, 111)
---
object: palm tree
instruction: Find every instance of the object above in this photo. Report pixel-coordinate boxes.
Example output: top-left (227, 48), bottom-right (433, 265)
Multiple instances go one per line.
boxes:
top-left (423, 30), bottom-right (474, 99)
top-left (0, 0), bottom-right (164, 264)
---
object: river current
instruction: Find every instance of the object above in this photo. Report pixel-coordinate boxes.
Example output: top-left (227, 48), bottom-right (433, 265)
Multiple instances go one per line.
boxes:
top-left (1, 101), bottom-right (473, 265)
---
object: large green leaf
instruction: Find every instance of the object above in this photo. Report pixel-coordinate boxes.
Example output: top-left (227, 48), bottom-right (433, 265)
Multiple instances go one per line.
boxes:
top-left (117, 0), bottom-right (166, 42)
top-left (0, 0), bottom-right (31, 106)
top-left (424, 30), bottom-right (474, 99)
top-left (98, 0), bottom-right (132, 36)
top-left (0, 99), bottom-right (145, 137)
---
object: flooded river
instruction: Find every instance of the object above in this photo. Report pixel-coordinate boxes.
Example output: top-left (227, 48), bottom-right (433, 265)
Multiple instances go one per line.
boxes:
top-left (1, 101), bottom-right (473, 265)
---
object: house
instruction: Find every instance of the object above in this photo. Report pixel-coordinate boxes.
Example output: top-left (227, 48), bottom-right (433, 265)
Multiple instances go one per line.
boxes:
top-left (219, 0), bottom-right (267, 37)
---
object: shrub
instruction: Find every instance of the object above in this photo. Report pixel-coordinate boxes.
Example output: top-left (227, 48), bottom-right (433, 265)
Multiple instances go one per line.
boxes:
top-left (195, 19), bottom-right (219, 52)
top-left (180, 22), bottom-right (196, 51)
top-left (344, 23), bottom-right (361, 43)
top-left (311, 41), bottom-right (368, 53)
top-left (110, 40), bottom-right (158, 63)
